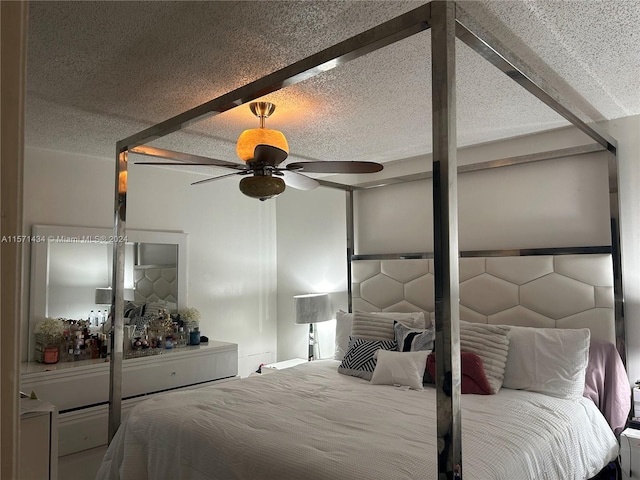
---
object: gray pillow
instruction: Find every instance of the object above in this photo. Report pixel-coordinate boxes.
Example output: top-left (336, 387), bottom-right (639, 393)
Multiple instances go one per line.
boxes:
top-left (394, 321), bottom-right (435, 352)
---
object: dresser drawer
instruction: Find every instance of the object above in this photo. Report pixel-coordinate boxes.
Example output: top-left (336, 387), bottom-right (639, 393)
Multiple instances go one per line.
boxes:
top-left (21, 363), bottom-right (109, 411)
top-left (123, 344), bottom-right (237, 397)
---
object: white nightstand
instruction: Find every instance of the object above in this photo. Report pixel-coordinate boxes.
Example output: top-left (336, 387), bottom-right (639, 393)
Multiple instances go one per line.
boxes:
top-left (621, 427), bottom-right (640, 480)
top-left (261, 358), bottom-right (307, 374)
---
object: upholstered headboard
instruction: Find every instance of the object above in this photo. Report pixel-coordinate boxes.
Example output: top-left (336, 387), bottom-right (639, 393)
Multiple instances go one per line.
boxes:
top-left (351, 254), bottom-right (615, 343)
top-left (133, 266), bottom-right (178, 305)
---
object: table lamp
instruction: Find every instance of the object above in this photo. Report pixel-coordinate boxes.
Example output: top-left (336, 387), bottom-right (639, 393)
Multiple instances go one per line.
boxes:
top-left (294, 293), bottom-right (332, 361)
top-left (95, 287), bottom-right (135, 304)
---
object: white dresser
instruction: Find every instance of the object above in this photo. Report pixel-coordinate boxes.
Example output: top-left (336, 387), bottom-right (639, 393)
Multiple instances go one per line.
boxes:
top-left (21, 341), bottom-right (238, 456)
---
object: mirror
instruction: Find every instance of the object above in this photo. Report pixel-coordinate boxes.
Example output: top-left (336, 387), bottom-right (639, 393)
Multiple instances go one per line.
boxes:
top-left (28, 225), bottom-right (188, 361)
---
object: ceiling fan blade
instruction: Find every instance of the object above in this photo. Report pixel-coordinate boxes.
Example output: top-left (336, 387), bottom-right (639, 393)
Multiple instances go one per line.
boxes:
top-left (286, 161), bottom-right (383, 174)
top-left (191, 171), bottom-right (244, 186)
top-left (135, 162), bottom-right (242, 167)
top-left (253, 144), bottom-right (288, 166)
top-left (131, 146), bottom-right (244, 170)
top-left (279, 170), bottom-right (319, 191)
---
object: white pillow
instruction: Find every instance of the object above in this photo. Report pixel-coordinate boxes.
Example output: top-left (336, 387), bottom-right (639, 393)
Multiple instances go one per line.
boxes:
top-left (502, 325), bottom-right (590, 399)
top-left (335, 311), bottom-right (354, 361)
top-left (460, 321), bottom-right (510, 394)
top-left (334, 311), bottom-right (426, 360)
top-left (371, 349), bottom-right (430, 390)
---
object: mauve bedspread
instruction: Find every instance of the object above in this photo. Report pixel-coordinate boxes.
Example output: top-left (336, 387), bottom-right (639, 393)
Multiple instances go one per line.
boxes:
top-left (583, 339), bottom-right (631, 436)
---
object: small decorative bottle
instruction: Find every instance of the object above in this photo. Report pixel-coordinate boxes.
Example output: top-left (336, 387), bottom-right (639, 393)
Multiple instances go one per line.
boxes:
top-left (189, 327), bottom-right (201, 346)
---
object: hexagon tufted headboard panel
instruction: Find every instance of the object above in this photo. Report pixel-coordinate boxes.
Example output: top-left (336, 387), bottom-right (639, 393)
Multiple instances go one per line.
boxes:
top-left (351, 254), bottom-right (615, 343)
top-left (133, 266), bottom-right (178, 305)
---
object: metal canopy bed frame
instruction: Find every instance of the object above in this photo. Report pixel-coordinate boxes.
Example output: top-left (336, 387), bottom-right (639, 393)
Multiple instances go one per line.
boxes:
top-left (108, 2), bottom-right (622, 478)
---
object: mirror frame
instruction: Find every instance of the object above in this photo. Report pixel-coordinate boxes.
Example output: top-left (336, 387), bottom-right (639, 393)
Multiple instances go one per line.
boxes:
top-left (28, 224), bottom-right (188, 362)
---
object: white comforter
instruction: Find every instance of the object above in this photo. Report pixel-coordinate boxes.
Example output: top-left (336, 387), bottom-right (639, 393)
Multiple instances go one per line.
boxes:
top-left (97, 360), bottom-right (618, 480)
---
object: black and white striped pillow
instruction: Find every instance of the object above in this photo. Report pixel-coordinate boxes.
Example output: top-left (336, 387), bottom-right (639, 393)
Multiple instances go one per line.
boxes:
top-left (337, 337), bottom-right (397, 380)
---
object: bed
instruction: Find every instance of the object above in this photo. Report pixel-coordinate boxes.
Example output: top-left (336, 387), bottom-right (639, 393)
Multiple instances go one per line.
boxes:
top-left (97, 255), bottom-right (630, 480)
top-left (97, 360), bottom-right (619, 480)
top-left (102, 1), bottom-right (627, 477)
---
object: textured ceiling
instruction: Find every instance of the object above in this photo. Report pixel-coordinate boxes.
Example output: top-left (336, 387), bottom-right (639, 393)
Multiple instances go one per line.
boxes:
top-left (25, 1), bottom-right (640, 176)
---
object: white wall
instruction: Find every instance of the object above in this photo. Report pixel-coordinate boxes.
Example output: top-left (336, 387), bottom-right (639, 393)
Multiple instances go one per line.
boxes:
top-left (275, 186), bottom-right (347, 362)
top-left (22, 146), bottom-right (277, 376)
top-left (602, 114), bottom-right (640, 383)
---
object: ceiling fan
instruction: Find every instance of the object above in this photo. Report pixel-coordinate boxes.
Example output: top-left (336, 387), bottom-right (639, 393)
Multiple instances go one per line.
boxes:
top-left (133, 102), bottom-right (383, 201)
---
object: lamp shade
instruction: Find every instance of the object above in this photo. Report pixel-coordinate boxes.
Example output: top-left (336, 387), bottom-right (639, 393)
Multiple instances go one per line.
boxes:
top-left (236, 128), bottom-right (289, 162)
top-left (95, 288), bottom-right (111, 305)
top-left (294, 293), bottom-right (332, 325)
top-left (95, 287), bottom-right (134, 304)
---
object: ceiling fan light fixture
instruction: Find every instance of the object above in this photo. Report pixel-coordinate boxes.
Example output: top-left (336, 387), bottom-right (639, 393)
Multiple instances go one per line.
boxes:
top-left (239, 175), bottom-right (285, 201)
top-left (236, 101), bottom-right (288, 162)
top-left (236, 128), bottom-right (288, 162)
top-left (137, 100), bottom-right (381, 201)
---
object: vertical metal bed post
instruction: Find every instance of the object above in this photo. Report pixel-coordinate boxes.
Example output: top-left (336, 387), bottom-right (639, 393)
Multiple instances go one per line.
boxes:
top-left (346, 189), bottom-right (355, 313)
top-left (607, 154), bottom-right (625, 357)
top-left (108, 147), bottom-right (128, 441)
top-left (431, 2), bottom-right (462, 478)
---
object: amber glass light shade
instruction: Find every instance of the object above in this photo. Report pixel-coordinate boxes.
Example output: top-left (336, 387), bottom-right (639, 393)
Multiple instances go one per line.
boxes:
top-left (236, 128), bottom-right (289, 162)
top-left (118, 171), bottom-right (128, 194)
top-left (239, 176), bottom-right (285, 200)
